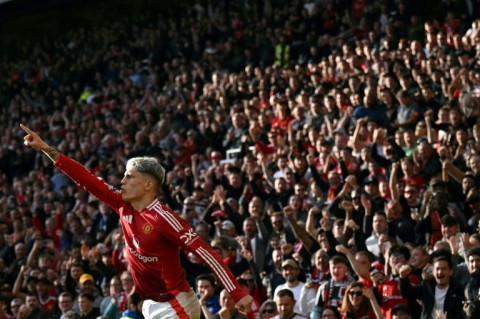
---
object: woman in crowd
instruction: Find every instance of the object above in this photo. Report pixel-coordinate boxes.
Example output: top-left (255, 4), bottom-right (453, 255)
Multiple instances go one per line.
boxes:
top-left (258, 299), bottom-right (277, 319)
top-left (339, 282), bottom-right (385, 319)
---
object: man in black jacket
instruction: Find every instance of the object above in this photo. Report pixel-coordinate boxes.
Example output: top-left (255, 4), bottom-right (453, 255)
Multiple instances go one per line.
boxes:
top-left (461, 247), bottom-right (480, 318)
top-left (398, 255), bottom-right (465, 319)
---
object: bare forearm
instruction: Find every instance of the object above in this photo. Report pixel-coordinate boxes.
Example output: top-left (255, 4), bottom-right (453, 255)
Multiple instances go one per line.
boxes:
top-left (41, 145), bottom-right (61, 162)
top-left (287, 215), bottom-right (315, 251)
top-left (444, 161), bottom-right (465, 183)
top-left (306, 213), bottom-right (317, 238)
top-left (369, 297), bottom-right (386, 319)
top-left (21, 124), bottom-right (60, 161)
top-left (389, 169), bottom-right (399, 201)
top-left (200, 304), bottom-right (213, 319)
top-left (346, 249), bottom-right (369, 279)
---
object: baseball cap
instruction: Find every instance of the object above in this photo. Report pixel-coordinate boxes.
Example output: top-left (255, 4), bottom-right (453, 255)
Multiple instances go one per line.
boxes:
top-left (221, 220), bottom-right (235, 231)
top-left (392, 304), bottom-right (411, 315)
top-left (79, 274), bottom-right (94, 285)
top-left (281, 259), bottom-right (299, 269)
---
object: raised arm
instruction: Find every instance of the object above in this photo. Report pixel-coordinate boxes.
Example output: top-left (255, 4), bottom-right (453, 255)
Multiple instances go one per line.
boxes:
top-left (21, 124), bottom-right (121, 211)
top-left (363, 287), bottom-right (386, 319)
top-left (398, 264), bottom-right (422, 302)
top-left (335, 245), bottom-right (370, 280)
top-left (351, 117), bottom-right (367, 153)
top-left (389, 162), bottom-right (400, 201)
top-left (370, 129), bottom-right (390, 168)
top-left (425, 116), bottom-right (435, 145)
top-left (324, 114), bottom-right (334, 137)
top-left (12, 265), bottom-right (28, 299)
top-left (442, 161), bottom-right (465, 184)
top-left (20, 124), bottom-right (60, 161)
top-left (284, 206), bottom-right (319, 254)
top-left (258, 152), bottom-right (275, 188)
top-left (306, 207), bottom-right (321, 238)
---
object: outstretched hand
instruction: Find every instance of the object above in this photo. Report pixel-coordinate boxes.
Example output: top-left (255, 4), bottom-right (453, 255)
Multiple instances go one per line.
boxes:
top-left (20, 124), bottom-right (59, 161)
top-left (20, 124), bottom-right (48, 150)
top-left (235, 295), bottom-right (253, 315)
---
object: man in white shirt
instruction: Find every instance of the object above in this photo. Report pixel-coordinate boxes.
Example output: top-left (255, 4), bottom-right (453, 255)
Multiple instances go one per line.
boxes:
top-left (365, 211), bottom-right (389, 258)
top-left (273, 259), bottom-right (304, 315)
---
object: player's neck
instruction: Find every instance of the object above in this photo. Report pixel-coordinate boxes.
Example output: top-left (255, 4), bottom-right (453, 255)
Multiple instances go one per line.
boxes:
top-left (130, 194), bottom-right (156, 211)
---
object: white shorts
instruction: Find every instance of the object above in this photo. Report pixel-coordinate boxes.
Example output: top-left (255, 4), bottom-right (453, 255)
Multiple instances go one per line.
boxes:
top-left (142, 289), bottom-right (201, 319)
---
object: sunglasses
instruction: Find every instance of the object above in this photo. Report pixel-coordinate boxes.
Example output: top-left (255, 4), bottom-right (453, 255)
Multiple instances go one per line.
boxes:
top-left (348, 291), bottom-right (363, 297)
top-left (262, 309), bottom-right (275, 314)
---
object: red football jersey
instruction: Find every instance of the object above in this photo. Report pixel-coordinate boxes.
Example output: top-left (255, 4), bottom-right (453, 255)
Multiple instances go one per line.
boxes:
top-left (55, 155), bottom-right (247, 303)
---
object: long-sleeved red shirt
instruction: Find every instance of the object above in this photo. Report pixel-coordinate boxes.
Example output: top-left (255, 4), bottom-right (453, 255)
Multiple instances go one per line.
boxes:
top-left (55, 154), bottom-right (248, 303)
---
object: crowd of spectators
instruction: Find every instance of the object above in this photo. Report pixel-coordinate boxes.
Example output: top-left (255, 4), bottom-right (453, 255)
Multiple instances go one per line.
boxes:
top-left (0, 0), bottom-right (480, 318)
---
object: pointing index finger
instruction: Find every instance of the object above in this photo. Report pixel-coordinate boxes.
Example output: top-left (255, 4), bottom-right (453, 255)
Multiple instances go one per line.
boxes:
top-left (19, 123), bottom-right (32, 134)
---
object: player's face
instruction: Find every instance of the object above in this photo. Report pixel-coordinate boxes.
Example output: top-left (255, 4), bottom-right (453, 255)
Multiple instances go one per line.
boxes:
top-left (121, 165), bottom-right (150, 204)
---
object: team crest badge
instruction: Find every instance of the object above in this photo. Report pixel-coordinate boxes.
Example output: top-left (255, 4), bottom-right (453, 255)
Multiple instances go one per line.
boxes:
top-left (143, 224), bottom-right (153, 234)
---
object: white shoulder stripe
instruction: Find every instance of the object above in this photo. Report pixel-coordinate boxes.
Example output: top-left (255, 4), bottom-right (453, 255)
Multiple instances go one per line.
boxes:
top-left (147, 199), bottom-right (159, 210)
top-left (197, 247), bottom-right (235, 291)
top-left (151, 203), bottom-right (182, 232)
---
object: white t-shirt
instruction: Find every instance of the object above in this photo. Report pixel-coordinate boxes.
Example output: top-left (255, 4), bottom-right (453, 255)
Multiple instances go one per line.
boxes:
top-left (433, 285), bottom-right (449, 316)
top-left (274, 281), bottom-right (305, 314)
